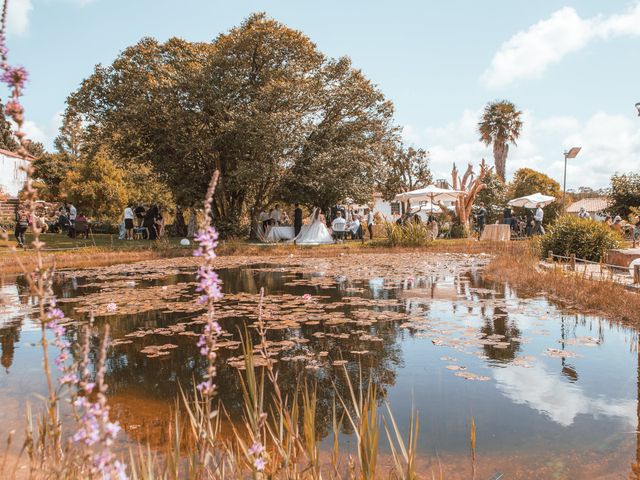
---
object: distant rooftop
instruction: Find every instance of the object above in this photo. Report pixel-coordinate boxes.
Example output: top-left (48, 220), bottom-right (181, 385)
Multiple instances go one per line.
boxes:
top-left (566, 197), bottom-right (610, 213)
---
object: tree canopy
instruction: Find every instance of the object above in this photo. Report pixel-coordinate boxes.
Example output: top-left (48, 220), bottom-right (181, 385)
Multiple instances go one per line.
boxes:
top-left (608, 172), bottom-right (640, 218)
top-left (64, 13), bottom-right (397, 234)
top-left (379, 144), bottom-right (431, 205)
top-left (0, 101), bottom-right (18, 152)
top-left (508, 168), bottom-right (562, 221)
top-left (478, 100), bottom-right (522, 181)
top-left (476, 172), bottom-right (507, 223)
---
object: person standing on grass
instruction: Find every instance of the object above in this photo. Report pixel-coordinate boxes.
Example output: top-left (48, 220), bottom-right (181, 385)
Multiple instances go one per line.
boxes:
top-left (534, 203), bottom-right (544, 235)
top-left (366, 208), bottom-right (374, 240)
top-left (123, 204), bottom-right (134, 240)
top-left (14, 207), bottom-right (28, 248)
top-left (477, 202), bottom-right (487, 233)
top-left (293, 203), bottom-right (303, 237)
top-left (134, 204), bottom-right (146, 227)
top-left (67, 203), bottom-right (77, 225)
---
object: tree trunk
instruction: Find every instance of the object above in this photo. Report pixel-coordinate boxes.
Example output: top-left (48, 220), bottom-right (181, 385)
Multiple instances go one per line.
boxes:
top-left (187, 209), bottom-right (198, 238)
top-left (493, 142), bottom-right (508, 181)
top-left (451, 159), bottom-right (493, 236)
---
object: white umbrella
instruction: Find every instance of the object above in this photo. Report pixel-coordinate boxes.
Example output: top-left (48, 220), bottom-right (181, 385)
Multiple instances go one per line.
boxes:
top-left (508, 193), bottom-right (555, 209)
top-left (395, 185), bottom-right (465, 214)
top-left (395, 185), bottom-right (465, 203)
top-left (410, 203), bottom-right (443, 214)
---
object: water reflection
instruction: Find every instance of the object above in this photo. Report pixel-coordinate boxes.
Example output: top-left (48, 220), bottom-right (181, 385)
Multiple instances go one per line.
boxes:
top-left (0, 259), bottom-right (638, 477)
top-left (493, 362), bottom-right (636, 427)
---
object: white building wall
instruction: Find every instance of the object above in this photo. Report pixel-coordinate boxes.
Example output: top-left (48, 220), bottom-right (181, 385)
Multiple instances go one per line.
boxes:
top-left (0, 153), bottom-right (28, 197)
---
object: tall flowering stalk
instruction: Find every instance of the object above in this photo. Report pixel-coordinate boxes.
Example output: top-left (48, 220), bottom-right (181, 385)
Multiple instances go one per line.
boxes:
top-left (47, 309), bottom-right (127, 479)
top-left (194, 171), bottom-right (222, 397)
top-left (191, 171), bottom-right (224, 473)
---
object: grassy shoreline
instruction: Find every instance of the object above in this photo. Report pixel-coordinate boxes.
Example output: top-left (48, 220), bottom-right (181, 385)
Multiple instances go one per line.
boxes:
top-left (484, 246), bottom-right (640, 325)
top-left (0, 233), bottom-right (511, 275)
top-left (3, 234), bottom-right (640, 326)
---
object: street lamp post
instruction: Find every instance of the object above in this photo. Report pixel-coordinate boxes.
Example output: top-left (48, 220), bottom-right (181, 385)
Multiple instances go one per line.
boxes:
top-left (562, 147), bottom-right (581, 212)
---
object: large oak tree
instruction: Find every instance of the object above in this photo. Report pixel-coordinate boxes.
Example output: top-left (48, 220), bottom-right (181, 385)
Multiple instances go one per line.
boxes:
top-left (64, 13), bottom-right (396, 235)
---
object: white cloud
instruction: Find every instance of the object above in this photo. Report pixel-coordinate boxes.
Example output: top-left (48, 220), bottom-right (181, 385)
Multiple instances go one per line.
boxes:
top-left (20, 110), bottom-right (63, 147)
top-left (22, 119), bottom-right (47, 144)
top-left (6, 0), bottom-right (32, 36)
top-left (482, 3), bottom-right (640, 88)
top-left (493, 362), bottom-right (636, 427)
top-left (6, 0), bottom-right (95, 36)
top-left (402, 108), bottom-right (640, 189)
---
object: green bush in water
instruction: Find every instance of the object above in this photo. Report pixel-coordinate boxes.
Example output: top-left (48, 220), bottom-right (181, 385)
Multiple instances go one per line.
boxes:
top-left (384, 221), bottom-right (433, 247)
top-left (539, 215), bottom-right (622, 262)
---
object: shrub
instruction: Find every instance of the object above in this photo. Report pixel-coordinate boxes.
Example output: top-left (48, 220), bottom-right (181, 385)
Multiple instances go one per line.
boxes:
top-left (384, 221), bottom-right (433, 247)
top-left (449, 222), bottom-right (467, 239)
top-left (539, 215), bottom-right (622, 261)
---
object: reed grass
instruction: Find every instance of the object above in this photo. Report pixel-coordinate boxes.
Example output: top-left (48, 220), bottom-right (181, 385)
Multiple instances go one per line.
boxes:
top-left (485, 242), bottom-right (640, 324)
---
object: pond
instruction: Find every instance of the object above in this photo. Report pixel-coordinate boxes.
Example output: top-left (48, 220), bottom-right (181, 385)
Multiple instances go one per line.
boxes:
top-left (0, 253), bottom-right (638, 478)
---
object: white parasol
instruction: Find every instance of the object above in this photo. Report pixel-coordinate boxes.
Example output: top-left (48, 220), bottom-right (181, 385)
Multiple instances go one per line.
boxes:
top-left (508, 193), bottom-right (555, 209)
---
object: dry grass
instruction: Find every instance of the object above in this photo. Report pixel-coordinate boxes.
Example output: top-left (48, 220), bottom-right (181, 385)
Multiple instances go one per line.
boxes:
top-left (0, 248), bottom-right (185, 275)
top-left (485, 243), bottom-right (640, 325)
top-left (0, 237), bottom-right (519, 275)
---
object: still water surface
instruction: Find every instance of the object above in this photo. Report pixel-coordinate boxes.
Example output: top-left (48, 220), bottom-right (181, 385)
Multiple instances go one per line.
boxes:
top-left (0, 255), bottom-right (638, 478)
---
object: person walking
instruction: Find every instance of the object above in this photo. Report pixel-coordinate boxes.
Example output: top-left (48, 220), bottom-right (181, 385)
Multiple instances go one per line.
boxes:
top-left (123, 204), bottom-right (134, 240)
top-left (534, 203), bottom-right (544, 235)
top-left (14, 207), bottom-right (28, 248)
top-left (293, 203), bottom-right (303, 237)
top-left (366, 208), bottom-right (374, 240)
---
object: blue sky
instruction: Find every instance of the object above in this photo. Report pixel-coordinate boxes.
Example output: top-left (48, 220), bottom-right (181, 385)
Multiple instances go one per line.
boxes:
top-left (5, 0), bottom-right (640, 188)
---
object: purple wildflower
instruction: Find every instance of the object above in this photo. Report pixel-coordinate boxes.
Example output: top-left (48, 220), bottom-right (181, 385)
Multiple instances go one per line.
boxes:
top-left (193, 226), bottom-right (219, 261)
top-left (248, 442), bottom-right (265, 455)
top-left (4, 99), bottom-right (22, 116)
top-left (196, 266), bottom-right (223, 303)
top-left (254, 457), bottom-right (267, 471)
top-left (0, 65), bottom-right (28, 89)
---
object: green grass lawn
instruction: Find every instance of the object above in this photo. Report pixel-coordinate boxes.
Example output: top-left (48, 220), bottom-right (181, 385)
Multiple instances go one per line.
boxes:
top-left (0, 232), bottom-right (187, 253)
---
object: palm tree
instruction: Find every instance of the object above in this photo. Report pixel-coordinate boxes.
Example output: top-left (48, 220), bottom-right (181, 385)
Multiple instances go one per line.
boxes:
top-left (478, 100), bottom-right (523, 181)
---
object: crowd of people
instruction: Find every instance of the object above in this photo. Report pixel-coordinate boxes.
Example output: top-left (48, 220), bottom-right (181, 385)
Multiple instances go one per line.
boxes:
top-left (120, 204), bottom-right (176, 240)
top-left (13, 202), bottom-right (89, 247)
top-left (10, 201), bottom-right (184, 248)
top-left (258, 204), bottom-right (376, 243)
top-left (10, 197), bottom-right (640, 248)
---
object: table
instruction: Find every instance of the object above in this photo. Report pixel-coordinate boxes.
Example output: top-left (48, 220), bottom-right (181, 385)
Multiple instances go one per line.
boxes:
top-left (480, 224), bottom-right (511, 242)
top-left (265, 226), bottom-right (295, 242)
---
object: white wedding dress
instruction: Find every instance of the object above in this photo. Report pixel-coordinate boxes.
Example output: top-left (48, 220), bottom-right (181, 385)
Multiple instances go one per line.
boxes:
top-left (293, 209), bottom-right (334, 244)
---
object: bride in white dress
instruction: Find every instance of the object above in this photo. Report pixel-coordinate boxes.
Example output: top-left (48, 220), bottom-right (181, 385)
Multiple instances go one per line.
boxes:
top-left (293, 208), bottom-right (334, 244)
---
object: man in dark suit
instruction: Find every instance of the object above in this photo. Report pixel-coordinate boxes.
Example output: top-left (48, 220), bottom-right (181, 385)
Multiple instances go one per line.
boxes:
top-left (294, 203), bottom-right (303, 236)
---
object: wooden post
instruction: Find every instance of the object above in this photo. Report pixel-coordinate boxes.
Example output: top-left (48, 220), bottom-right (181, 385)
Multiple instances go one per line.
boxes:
top-left (570, 254), bottom-right (576, 272)
top-left (634, 264), bottom-right (640, 285)
top-left (547, 250), bottom-right (553, 263)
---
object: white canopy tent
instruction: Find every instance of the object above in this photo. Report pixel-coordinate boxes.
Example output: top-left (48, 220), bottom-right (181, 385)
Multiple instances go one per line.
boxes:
top-left (508, 193), bottom-right (555, 209)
